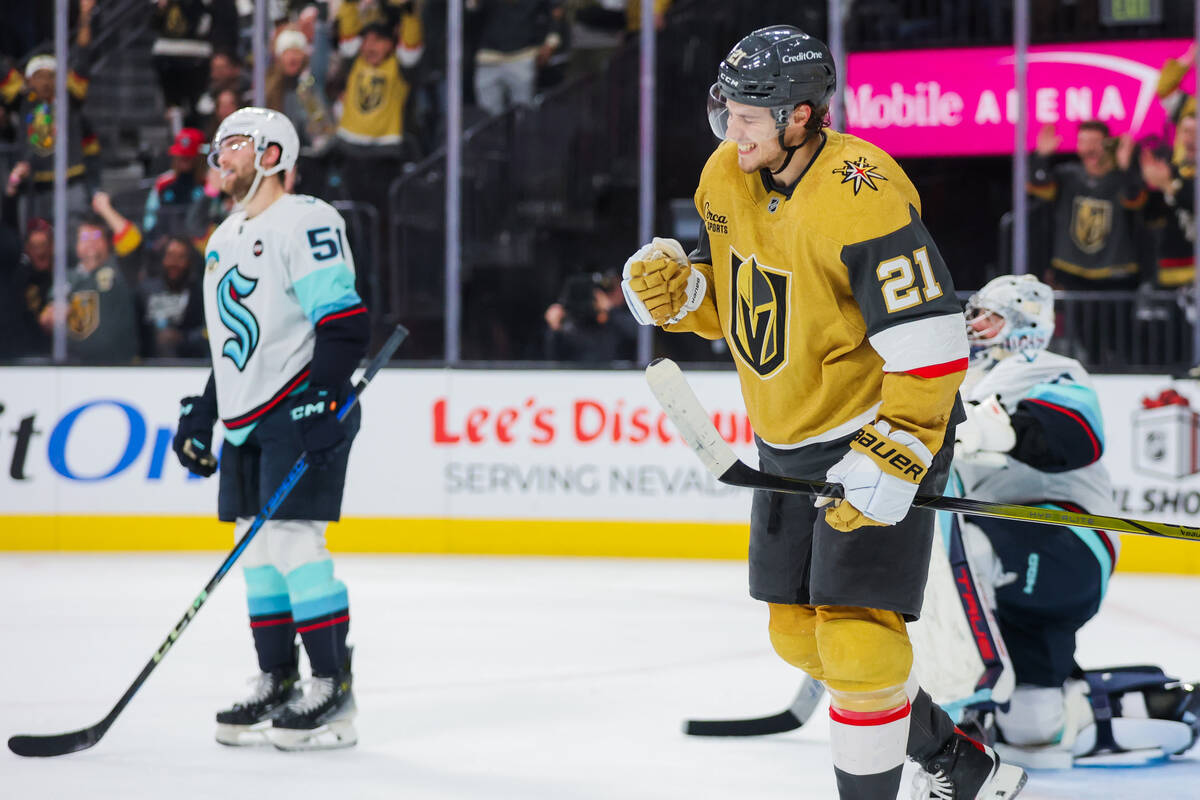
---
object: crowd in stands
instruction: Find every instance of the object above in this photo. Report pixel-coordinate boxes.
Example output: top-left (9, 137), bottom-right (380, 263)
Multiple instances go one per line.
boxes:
top-left (0, 1), bottom-right (1194, 366)
top-left (0, 0), bottom-right (674, 363)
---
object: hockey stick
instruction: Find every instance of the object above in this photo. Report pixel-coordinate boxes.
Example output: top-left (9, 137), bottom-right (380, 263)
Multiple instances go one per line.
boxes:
top-left (684, 675), bottom-right (826, 736)
top-left (7, 324), bottom-right (408, 758)
top-left (645, 358), bottom-right (1200, 544)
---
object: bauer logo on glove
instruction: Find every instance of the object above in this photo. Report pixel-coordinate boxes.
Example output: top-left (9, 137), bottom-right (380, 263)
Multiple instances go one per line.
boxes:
top-left (818, 420), bottom-right (933, 532)
top-left (621, 237), bottom-right (708, 326)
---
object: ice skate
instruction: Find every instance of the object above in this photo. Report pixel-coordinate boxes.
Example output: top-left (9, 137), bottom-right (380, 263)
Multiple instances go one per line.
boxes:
top-left (215, 664), bottom-right (301, 746)
top-left (270, 652), bottom-right (357, 751)
top-left (912, 728), bottom-right (1027, 799)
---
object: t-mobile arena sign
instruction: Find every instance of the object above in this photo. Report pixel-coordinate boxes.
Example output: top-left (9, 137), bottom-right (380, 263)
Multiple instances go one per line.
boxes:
top-left (845, 39), bottom-right (1194, 156)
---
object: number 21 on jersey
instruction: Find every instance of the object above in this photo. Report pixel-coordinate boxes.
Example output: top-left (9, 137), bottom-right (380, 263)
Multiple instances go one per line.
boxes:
top-left (877, 246), bottom-right (942, 313)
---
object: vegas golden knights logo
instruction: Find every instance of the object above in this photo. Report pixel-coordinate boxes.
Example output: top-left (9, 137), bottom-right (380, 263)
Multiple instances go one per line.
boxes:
top-left (357, 75), bottom-right (386, 113)
top-left (729, 249), bottom-right (789, 377)
top-left (726, 48), bottom-right (749, 66)
top-left (67, 291), bottom-right (99, 339)
top-left (1070, 196), bottom-right (1112, 255)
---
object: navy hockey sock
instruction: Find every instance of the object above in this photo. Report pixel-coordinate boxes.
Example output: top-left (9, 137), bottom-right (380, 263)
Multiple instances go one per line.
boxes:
top-left (297, 609), bottom-right (350, 676)
top-left (250, 611), bottom-right (298, 672)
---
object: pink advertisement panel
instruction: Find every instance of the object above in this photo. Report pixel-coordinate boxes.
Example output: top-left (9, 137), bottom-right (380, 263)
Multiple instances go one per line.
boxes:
top-left (845, 39), bottom-right (1195, 157)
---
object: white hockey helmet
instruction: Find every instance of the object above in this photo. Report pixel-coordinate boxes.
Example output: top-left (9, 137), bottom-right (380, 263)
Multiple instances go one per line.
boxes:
top-left (965, 274), bottom-right (1056, 366)
top-left (209, 106), bottom-right (299, 205)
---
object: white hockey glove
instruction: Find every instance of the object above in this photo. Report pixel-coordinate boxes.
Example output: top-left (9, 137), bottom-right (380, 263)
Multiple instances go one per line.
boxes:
top-left (955, 395), bottom-right (1016, 467)
top-left (621, 237), bottom-right (707, 326)
top-left (816, 420), bottom-right (933, 532)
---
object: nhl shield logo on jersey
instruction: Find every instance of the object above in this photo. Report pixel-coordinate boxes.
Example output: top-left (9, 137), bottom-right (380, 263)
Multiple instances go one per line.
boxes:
top-left (832, 156), bottom-right (887, 195)
top-left (1070, 196), bottom-right (1113, 255)
top-left (729, 248), bottom-right (789, 378)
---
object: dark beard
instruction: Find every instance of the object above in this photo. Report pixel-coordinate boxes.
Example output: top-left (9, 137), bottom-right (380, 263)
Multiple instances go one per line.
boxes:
top-left (230, 169), bottom-right (256, 201)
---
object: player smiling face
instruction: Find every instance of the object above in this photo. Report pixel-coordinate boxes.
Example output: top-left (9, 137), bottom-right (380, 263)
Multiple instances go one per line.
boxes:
top-left (710, 89), bottom-right (811, 175)
top-left (213, 134), bottom-right (280, 201)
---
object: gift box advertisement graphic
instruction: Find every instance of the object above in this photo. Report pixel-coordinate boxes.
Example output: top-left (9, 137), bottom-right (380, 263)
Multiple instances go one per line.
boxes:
top-left (1133, 389), bottom-right (1200, 480)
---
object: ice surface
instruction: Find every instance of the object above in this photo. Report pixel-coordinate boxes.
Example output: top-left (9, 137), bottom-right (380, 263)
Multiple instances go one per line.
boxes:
top-left (3, 553), bottom-right (1199, 799)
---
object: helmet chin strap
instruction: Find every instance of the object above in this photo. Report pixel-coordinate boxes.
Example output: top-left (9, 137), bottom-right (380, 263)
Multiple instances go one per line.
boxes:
top-left (769, 126), bottom-right (815, 176)
top-left (235, 168), bottom-right (267, 211)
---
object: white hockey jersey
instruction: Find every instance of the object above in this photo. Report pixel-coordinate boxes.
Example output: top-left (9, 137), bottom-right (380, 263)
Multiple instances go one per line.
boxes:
top-left (203, 194), bottom-right (361, 444)
top-left (957, 351), bottom-right (1118, 555)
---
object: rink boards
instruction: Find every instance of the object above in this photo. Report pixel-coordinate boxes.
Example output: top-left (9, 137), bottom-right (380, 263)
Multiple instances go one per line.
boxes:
top-left (3, 366), bottom-right (1200, 574)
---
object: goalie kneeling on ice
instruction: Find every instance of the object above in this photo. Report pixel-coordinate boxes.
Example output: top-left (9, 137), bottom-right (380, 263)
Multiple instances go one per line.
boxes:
top-left (909, 512), bottom-right (1200, 768)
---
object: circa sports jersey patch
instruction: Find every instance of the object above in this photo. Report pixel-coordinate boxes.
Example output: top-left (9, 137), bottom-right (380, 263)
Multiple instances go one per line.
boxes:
top-left (832, 156), bottom-right (887, 195)
top-left (253, 240), bottom-right (264, 257)
top-left (216, 265), bottom-right (260, 371)
top-left (729, 248), bottom-right (789, 378)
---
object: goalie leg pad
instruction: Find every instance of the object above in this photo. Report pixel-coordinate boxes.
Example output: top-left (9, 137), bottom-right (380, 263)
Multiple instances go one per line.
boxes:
top-left (815, 606), bottom-right (912, 698)
top-left (767, 603), bottom-right (824, 680)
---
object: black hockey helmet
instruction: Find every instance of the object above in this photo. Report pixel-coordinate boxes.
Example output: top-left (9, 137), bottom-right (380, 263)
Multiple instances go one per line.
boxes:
top-left (708, 25), bottom-right (836, 139)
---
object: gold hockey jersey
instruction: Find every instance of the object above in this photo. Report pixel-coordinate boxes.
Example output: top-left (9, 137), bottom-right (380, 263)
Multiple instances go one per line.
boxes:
top-left (668, 133), bottom-right (967, 452)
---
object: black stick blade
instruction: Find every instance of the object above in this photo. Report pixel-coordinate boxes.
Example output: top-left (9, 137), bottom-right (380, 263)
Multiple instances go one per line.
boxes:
top-left (9, 724), bottom-right (105, 757)
top-left (683, 709), bottom-right (803, 737)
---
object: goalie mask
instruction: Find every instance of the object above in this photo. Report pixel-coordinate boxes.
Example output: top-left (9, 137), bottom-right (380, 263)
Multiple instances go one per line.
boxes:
top-left (707, 25), bottom-right (835, 171)
top-left (965, 275), bottom-right (1056, 367)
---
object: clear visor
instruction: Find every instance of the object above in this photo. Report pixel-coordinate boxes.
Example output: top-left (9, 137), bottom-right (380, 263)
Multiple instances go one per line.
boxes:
top-left (207, 134), bottom-right (255, 169)
top-left (706, 83), bottom-right (784, 145)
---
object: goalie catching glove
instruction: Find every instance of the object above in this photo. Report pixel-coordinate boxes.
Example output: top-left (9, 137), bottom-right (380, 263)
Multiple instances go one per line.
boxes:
top-left (817, 420), bottom-right (933, 532)
top-left (621, 237), bottom-right (707, 326)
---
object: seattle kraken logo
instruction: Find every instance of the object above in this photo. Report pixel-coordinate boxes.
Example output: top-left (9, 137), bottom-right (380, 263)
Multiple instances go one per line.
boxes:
top-left (217, 265), bottom-right (260, 371)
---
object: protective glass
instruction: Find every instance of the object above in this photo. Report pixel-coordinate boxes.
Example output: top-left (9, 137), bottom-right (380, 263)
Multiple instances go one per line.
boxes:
top-left (706, 83), bottom-right (782, 144)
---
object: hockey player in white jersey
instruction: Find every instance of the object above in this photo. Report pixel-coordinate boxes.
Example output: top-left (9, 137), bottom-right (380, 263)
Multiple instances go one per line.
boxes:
top-left (917, 274), bottom-right (1199, 770)
top-left (171, 107), bottom-right (369, 751)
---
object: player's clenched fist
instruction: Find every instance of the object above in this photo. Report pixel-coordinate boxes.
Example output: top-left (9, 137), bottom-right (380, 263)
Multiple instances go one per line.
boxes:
top-left (621, 237), bottom-right (707, 326)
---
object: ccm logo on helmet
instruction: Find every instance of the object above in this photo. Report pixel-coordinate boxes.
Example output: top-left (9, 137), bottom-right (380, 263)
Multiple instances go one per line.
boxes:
top-left (782, 51), bottom-right (825, 64)
top-left (851, 427), bottom-right (926, 481)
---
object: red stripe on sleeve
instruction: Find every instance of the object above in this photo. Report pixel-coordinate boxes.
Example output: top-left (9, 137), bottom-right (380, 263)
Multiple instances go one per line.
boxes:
top-left (317, 306), bottom-right (367, 327)
top-left (902, 357), bottom-right (968, 378)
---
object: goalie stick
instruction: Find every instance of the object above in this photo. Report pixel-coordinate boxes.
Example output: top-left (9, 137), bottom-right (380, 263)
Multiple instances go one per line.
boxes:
top-left (684, 675), bottom-right (826, 736)
top-left (645, 358), bottom-right (1200, 544)
top-left (7, 324), bottom-right (409, 758)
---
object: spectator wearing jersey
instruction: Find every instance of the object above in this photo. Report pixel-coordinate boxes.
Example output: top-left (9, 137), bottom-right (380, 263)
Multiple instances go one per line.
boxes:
top-left (40, 193), bottom-right (142, 363)
top-left (139, 234), bottom-right (207, 358)
top-left (1141, 122), bottom-right (1196, 289)
top-left (152, 0), bottom-right (217, 129)
top-left (467, 0), bottom-right (561, 117)
top-left (332, 17), bottom-right (423, 220)
top-left (5, 3), bottom-right (97, 229)
top-left (145, 127), bottom-right (210, 243)
top-left (1027, 121), bottom-right (1147, 290)
top-left (12, 219), bottom-right (55, 356)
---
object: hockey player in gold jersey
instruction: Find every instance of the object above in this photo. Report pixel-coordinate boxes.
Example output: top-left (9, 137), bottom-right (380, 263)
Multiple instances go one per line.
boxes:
top-left (622, 26), bottom-right (1026, 800)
